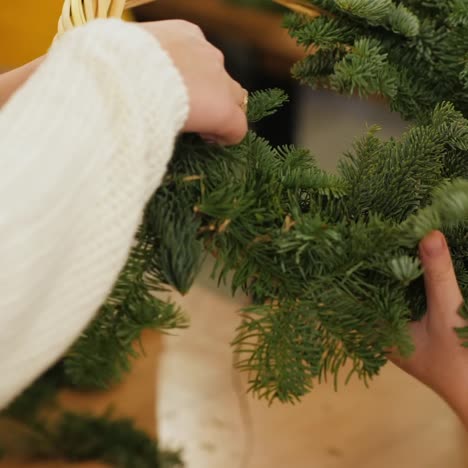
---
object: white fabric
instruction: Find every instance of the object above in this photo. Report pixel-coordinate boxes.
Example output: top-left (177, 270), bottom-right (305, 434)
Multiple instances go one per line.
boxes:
top-left (0, 19), bottom-right (189, 408)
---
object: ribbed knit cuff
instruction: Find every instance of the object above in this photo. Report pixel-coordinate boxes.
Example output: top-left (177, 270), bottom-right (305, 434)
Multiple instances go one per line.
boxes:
top-left (53, 19), bottom-right (189, 197)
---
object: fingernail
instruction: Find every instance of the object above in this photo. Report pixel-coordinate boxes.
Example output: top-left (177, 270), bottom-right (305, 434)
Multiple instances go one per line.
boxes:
top-left (421, 232), bottom-right (447, 258)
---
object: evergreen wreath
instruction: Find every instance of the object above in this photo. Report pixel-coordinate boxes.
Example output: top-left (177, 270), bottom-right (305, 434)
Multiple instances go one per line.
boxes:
top-left (1, 0), bottom-right (468, 466)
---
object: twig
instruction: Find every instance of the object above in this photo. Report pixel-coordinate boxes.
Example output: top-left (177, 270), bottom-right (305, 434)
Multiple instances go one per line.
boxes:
top-left (124, 0), bottom-right (156, 10)
top-left (273, 0), bottom-right (325, 18)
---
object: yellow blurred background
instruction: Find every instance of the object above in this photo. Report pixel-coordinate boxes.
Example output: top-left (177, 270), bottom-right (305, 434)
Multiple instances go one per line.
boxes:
top-left (0, 1), bottom-right (132, 68)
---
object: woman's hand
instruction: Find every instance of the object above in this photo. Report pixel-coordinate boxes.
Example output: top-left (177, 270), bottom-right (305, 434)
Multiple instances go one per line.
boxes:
top-left (1, 20), bottom-right (248, 145)
top-left (142, 20), bottom-right (248, 145)
top-left (391, 231), bottom-right (468, 424)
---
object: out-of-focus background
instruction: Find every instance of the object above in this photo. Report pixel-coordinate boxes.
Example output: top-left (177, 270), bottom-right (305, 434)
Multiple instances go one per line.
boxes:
top-left (1, 1), bottom-right (466, 467)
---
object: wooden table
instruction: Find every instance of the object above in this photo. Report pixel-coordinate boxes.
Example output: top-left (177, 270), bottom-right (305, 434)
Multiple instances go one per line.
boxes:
top-left (0, 331), bottom-right (161, 467)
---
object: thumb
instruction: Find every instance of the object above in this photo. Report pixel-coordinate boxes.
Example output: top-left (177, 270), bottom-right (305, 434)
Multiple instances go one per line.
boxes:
top-left (420, 231), bottom-right (463, 317)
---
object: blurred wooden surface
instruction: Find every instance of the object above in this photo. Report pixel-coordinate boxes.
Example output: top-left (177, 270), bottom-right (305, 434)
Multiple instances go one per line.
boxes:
top-left (156, 262), bottom-right (468, 468)
top-left (57, 329), bottom-right (161, 437)
top-left (135, 0), bottom-right (305, 76)
top-left (2, 273), bottom-right (466, 468)
top-left (0, 330), bottom-right (161, 468)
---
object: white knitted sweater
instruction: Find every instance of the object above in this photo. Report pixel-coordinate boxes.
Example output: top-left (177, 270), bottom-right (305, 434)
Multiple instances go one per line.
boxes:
top-left (0, 19), bottom-right (189, 408)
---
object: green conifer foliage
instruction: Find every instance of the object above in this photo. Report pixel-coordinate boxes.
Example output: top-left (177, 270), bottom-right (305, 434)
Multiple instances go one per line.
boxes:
top-left (2, 0), bottom-right (468, 463)
top-left (286, 0), bottom-right (468, 119)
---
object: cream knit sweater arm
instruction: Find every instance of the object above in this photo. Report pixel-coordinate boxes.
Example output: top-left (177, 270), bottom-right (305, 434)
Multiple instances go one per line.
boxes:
top-left (0, 19), bottom-right (188, 408)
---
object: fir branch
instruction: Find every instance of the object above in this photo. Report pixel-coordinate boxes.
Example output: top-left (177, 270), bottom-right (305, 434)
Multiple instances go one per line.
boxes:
top-left (246, 89), bottom-right (289, 123)
top-left (285, 13), bottom-right (362, 49)
top-left (285, 0), bottom-right (468, 119)
top-left (401, 0), bottom-right (453, 20)
top-left (335, 0), bottom-right (394, 24)
top-left (292, 47), bottom-right (347, 86)
top-left (388, 255), bottom-right (423, 285)
top-left (59, 0), bottom-right (468, 405)
top-left (461, 64), bottom-right (468, 91)
top-left (388, 3), bottom-right (420, 37)
top-left (448, 0), bottom-right (468, 27)
top-left (144, 191), bottom-right (204, 295)
top-left (173, 104), bottom-right (468, 401)
top-left (59, 89), bottom-right (289, 391)
top-left (63, 242), bottom-right (188, 389)
top-left (330, 38), bottom-right (399, 98)
top-left (1, 364), bottom-right (65, 423)
top-left (16, 411), bottom-right (182, 468)
top-left (338, 107), bottom-right (452, 222)
top-left (401, 179), bottom-right (468, 245)
top-left (334, 0), bottom-right (420, 37)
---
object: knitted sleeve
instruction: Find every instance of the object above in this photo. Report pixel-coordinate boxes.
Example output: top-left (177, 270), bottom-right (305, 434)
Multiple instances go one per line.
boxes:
top-left (0, 19), bottom-right (189, 408)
